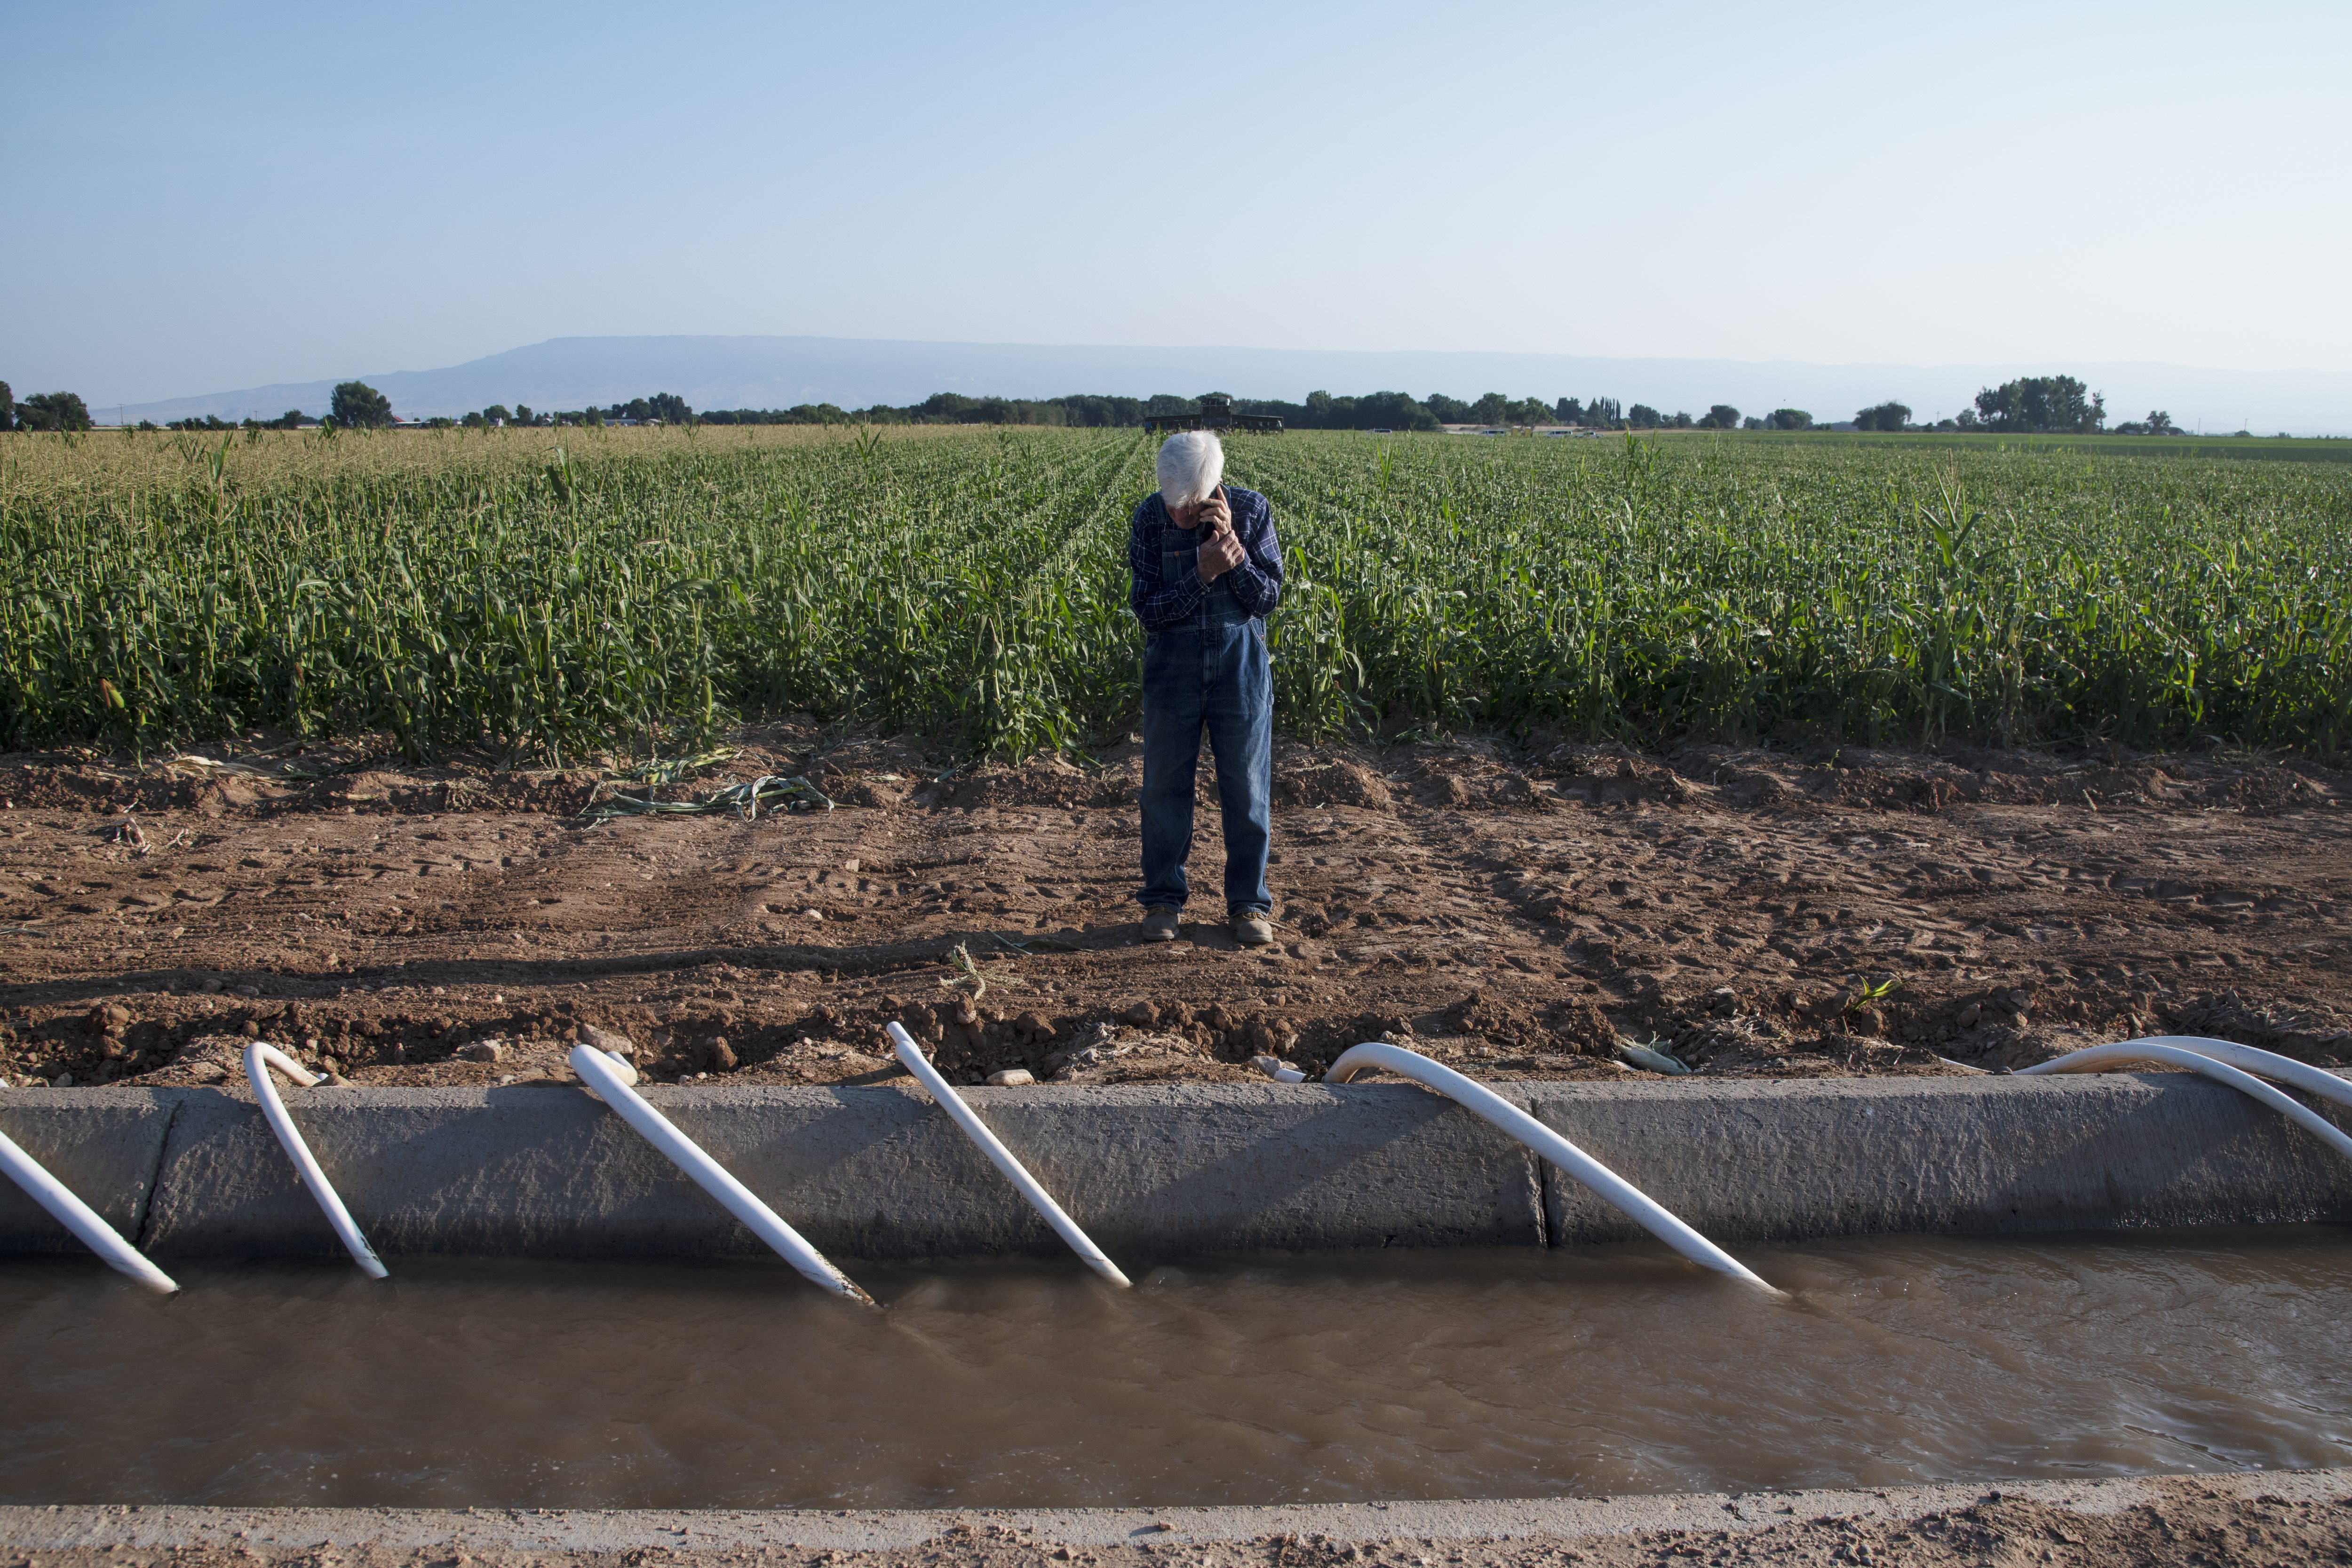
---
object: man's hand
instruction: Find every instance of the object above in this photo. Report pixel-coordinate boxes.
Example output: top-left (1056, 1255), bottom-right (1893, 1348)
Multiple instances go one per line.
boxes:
top-left (1198, 525), bottom-right (1247, 582)
top-left (1194, 487), bottom-right (1231, 537)
top-left (1194, 488), bottom-right (1242, 580)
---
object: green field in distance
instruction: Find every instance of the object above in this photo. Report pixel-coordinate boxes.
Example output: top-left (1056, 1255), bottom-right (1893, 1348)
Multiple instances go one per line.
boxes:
top-left (6, 425), bottom-right (2348, 763)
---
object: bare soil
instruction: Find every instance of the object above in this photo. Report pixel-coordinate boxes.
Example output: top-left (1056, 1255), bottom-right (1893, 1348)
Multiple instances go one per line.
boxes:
top-left (2, 728), bottom-right (2348, 1094)
top-left (12, 1476), bottom-right (2352, 1567)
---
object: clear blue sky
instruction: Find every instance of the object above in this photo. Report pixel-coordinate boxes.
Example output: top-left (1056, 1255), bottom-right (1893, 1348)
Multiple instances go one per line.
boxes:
top-left (5, 0), bottom-right (2347, 406)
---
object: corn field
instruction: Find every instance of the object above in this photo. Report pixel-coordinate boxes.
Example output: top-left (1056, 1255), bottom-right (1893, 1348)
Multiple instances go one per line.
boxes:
top-left (5, 424), bottom-right (2350, 762)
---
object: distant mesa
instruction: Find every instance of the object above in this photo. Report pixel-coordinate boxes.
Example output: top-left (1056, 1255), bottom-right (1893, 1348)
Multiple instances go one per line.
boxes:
top-left (99, 335), bottom-right (2352, 437)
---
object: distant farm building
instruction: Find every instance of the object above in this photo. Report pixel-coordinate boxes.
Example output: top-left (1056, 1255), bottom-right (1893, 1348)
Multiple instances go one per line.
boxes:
top-left (1142, 394), bottom-right (1284, 435)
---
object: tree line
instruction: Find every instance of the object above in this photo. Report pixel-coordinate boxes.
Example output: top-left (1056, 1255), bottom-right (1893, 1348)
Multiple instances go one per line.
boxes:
top-left (0, 373), bottom-right (2247, 440)
top-left (685, 376), bottom-right (2186, 437)
top-left (0, 382), bottom-right (94, 432)
top-left (1848, 377), bottom-right (2166, 435)
top-left (409, 391), bottom-right (697, 429)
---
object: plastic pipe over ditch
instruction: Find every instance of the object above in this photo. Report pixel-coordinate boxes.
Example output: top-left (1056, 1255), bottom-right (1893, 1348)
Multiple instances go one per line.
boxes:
top-left (245, 1042), bottom-right (388, 1279)
top-left (567, 1044), bottom-right (875, 1304)
top-left (0, 1127), bottom-right (178, 1294)
top-left (1324, 1041), bottom-right (1777, 1291)
top-left (885, 1021), bottom-right (1130, 1287)
top-left (2020, 1035), bottom-right (2352, 1168)
top-left (2022, 1035), bottom-right (2352, 1112)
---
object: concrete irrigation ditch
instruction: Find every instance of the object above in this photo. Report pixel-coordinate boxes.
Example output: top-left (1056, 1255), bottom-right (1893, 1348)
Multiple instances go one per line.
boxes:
top-left (5, 1071), bottom-right (2349, 1265)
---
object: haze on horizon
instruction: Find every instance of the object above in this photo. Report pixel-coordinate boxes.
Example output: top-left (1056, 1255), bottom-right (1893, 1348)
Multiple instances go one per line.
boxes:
top-left (3, 0), bottom-right (2346, 410)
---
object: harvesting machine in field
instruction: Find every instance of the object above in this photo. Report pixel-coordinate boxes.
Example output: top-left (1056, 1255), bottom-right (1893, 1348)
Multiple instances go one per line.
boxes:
top-left (1142, 394), bottom-right (1283, 436)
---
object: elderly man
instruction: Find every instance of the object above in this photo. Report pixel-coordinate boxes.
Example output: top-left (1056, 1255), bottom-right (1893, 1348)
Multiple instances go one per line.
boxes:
top-left (1128, 430), bottom-right (1283, 946)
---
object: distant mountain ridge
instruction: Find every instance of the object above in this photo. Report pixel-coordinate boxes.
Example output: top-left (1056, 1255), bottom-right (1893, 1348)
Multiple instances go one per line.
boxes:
top-left (105, 335), bottom-right (2352, 436)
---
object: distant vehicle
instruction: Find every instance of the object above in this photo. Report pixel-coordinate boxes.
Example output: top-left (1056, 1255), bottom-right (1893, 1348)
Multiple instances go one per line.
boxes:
top-left (1369, 427), bottom-right (1392, 434)
top-left (1142, 394), bottom-right (1283, 435)
top-left (1479, 428), bottom-right (1505, 436)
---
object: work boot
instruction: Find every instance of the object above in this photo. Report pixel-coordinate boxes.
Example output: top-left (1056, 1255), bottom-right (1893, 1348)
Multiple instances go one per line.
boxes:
top-left (1232, 910), bottom-right (1275, 947)
top-left (1140, 905), bottom-right (1181, 942)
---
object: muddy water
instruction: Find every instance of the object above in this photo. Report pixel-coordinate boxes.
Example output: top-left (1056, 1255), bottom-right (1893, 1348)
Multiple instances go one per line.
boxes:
top-left (5, 1229), bottom-right (2350, 1510)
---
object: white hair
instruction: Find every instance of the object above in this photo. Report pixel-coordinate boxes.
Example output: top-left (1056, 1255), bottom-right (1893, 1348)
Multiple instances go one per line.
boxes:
top-left (1155, 430), bottom-right (1225, 510)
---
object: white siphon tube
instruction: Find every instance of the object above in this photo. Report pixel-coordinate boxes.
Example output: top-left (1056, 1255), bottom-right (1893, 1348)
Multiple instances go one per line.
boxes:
top-left (2019, 1036), bottom-right (2352, 1166)
top-left (1325, 1041), bottom-right (1778, 1292)
top-left (886, 1021), bottom-right (1130, 1287)
top-left (0, 1125), bottom-right (179, 1294)
top-left (569, 1043), bottom-right (875, 1304)
top-left (245, 1041), bottom-right (388, 1279)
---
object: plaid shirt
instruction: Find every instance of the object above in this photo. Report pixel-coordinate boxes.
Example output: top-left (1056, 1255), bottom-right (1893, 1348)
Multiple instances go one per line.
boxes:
top-left (1127, 486), bottom-right (1283, 631)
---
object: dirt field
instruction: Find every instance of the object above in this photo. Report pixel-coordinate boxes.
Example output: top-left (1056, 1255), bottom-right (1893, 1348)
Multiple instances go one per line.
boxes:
top-left (2, 728), bottom-right (2348, 1094)
top-left (11, 1476), bottom-right (2352, 1568)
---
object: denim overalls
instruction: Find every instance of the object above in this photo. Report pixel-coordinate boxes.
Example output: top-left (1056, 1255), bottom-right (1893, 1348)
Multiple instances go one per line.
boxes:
top-left (1137, 541), bottom-right (1274, 917)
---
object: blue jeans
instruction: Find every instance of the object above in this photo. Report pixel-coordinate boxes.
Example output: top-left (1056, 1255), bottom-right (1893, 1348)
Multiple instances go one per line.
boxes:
top-left (1138, 588), bottom-right (1273, 916)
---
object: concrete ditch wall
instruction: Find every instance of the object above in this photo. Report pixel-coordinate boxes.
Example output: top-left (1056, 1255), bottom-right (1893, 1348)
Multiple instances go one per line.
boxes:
top-left (2, 1074), bottom-right (2347, 1263)
top-left (1534, 1074), bottom-right (2352, 1245)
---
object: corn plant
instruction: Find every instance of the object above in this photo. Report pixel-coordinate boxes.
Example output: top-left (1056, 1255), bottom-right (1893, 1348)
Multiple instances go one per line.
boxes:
top-left (2, 424), bottom-right (2347, 762)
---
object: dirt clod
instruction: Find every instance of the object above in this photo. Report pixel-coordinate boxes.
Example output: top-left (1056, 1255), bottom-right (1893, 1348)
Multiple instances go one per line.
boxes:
top-left (580, 1025), bottom-right (635, 1059)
